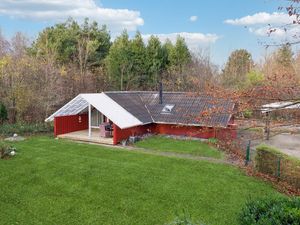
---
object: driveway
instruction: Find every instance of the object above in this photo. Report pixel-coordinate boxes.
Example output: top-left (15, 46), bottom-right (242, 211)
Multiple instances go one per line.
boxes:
top-left (261, 133), bottom-right (300, 159)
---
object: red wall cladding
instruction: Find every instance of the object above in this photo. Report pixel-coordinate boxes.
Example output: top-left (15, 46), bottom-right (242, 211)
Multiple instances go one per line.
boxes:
top-left (113, 124), bottom-right (154, 145)
top-left (54, 114), bottom-right (88, 136)
top-left (154, 124), bottom-right (216, 139)
top-left (54, 114), bottom-right (237, 144)
top-left (216, 124), bottom-right (237, 140)
top-left (113, 123), bottom-right (237, 144)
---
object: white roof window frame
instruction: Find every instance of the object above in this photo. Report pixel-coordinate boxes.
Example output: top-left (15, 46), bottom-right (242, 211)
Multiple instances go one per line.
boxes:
top-left (161, 104), bottom-right (175, 114)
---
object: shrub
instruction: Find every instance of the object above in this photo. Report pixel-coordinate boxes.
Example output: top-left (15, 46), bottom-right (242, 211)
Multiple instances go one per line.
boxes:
top-left (207, 138), bottom-right (218, 145)
top-left (243, 109), bottom-right (253, 118)
top-left (0, 142), bottom-right (16, 159)
top-left (0, 122), bottom-right (53, 137)
top-left (255, 144), bottom-right (300, 190)
top-left (239, 196), bottom-right (300, 225)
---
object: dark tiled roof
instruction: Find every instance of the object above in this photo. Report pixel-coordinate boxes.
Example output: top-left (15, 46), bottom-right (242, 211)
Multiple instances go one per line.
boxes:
top-left (105, 92), bottom-right (153, 124)
top-left (105, 91), bottom-right (234, 128)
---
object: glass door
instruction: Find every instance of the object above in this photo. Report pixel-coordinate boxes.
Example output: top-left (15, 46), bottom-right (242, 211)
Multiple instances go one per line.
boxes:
top-left (91, 108), bottom-right (102, 128)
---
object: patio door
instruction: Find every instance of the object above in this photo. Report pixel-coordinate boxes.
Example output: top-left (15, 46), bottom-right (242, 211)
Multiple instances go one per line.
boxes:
top-left (91, 108), bottom-right (103, 128)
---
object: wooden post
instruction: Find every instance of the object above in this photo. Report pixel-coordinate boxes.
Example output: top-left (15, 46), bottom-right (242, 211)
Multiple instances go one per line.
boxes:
top-left (88, 103), bottom-right (91, 137)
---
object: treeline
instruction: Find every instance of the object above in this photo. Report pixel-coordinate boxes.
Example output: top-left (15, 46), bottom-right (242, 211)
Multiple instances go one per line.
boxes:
top-left (0, 19), bottom-right (216, 123)
top-left (0, 18), bottom-right (299, 124)
top-left (31, 18), bottom-right (196, 92)
top-left (220, 45), bottom-right (300, 90)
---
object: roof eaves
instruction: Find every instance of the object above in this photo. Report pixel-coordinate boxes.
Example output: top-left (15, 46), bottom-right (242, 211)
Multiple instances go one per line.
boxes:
top-left (154, 121), bottom-right (228, 128)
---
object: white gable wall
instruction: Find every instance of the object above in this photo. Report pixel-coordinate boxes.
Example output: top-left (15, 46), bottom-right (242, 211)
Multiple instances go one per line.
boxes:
top-left (81, 93), bottom-right (143, 129)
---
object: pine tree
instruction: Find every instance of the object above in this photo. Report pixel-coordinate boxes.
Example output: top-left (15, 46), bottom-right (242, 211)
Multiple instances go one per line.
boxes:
top-left (222, 49), bottom-right (253, 89)
top-left (0, 102), bottom-right (8, 124)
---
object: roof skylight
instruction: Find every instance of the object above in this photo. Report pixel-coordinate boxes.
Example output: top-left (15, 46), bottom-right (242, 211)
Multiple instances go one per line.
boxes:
top-left (162, 104), bottom-right (175, 113)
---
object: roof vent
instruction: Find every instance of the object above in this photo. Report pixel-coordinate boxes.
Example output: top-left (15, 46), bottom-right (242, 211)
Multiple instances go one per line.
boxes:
top-left (161, 104), bottom-right (175, 114)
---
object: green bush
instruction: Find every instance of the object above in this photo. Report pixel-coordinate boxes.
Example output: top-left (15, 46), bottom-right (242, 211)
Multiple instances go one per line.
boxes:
top-left (0, 142), bottom-right (15, 159)
top-left (207, 138), bottom-right (218, 145)
top-left (243, 109), bottom-right (253, 118)
top-left (239, 196), bottom-right (300, 225)
top-left (0, 122), bottom-right (53, 137)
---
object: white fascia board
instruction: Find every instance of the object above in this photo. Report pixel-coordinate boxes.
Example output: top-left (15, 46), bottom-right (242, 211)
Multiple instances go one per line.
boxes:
top-left (81, 93), bottom-right (143, 129)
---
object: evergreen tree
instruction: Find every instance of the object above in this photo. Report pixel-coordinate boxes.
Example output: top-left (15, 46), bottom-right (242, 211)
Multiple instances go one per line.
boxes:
top-left (221, 49), bottom-right (253, 89)
top-left (162, 39), bottom-right (174, 70)
top-left (105, 30), bottom-right (132, 90)
top-left (169, 36), bottom-right (192, 74)
top-left (146, 35), bottom-right (168, 89)
top-left (130, 31), bottom-right (147, 89)
top-left (0, 102), bottom-right (8, 124)
top-left (32, 18), bottom-right (111, 67)
top-left (275, 44), bottom-right (295, 76)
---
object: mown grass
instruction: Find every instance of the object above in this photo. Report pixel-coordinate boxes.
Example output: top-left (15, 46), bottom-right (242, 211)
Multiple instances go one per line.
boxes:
top-left (0, 136), bottom-right (279, 225)
top-left (134, 135), bottom-right (223, 159)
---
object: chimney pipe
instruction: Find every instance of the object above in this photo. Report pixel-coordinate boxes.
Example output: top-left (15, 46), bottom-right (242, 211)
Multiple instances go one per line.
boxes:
top-left (159, 82), bottom-right (163, 104)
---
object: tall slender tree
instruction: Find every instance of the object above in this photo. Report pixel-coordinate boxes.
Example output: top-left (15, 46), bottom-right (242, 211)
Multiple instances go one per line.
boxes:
top-left (221, 49), bottom-right (253, 89)
top-left (105, 30), bottom-right (132, 90)
top-left (130, 31), bottom-right (147, 90)
top-left (146, 35), bottom-right (168, 89)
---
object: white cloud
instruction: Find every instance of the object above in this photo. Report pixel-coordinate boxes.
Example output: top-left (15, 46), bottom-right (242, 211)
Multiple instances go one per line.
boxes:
top-left (225, 12), bottom-right (300, 40)
top-left (0, 0), bottom-right (144, 32)
top-left (189, 16), bottom-right (198, 22)
top-left (142, 32), bottom-right (220, 49)
top-left (224, 12), bottom-right (294, 26)
top-left (248, 27), bottom-right (284, 37)
top-left (249, 25), bottom-right (300, 38)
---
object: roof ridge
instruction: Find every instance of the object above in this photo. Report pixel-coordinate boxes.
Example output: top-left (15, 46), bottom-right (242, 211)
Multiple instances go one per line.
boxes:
top-left (103, 91), bottom-right (187, 94)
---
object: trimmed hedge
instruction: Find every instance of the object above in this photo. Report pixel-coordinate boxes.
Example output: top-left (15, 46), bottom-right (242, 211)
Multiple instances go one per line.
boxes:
top-left (239, 196), bottom-right (300, 225)
top-left (256, 144), bottom-right (280, 153)
top-left (0, 122), bottom-right (53, 137)
top-left (255, 144), bottom-right (300, 189)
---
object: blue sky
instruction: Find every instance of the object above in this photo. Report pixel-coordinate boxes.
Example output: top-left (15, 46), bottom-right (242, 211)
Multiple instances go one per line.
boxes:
top-left (0, 0), bottom-right (298, 66)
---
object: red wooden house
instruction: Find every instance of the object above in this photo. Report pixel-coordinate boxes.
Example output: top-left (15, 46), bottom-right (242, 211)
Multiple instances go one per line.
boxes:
top-left (45, 91), bottom-right (237, 145)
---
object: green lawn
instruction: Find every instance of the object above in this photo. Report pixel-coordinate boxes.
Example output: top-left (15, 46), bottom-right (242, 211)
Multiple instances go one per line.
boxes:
top-left (134, 135), bottom-right (223, 159)
top-left (0, 136), bottom-right (279, 225)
